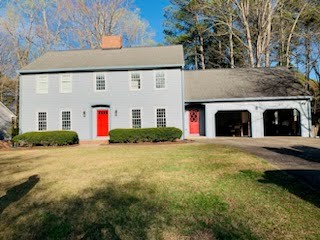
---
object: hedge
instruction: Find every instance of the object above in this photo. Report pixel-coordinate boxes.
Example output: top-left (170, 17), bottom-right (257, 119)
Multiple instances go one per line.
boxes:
top-left (12, 131), bottom-right (79, 147)
top-left (109, 127), bottom-right (183, 143)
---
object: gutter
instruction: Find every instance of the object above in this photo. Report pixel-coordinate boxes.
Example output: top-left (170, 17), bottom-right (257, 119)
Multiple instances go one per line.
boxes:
top-left (185, 96), bottom-right (312, 104)
top-left (18, 64), bottom-right (185, 75)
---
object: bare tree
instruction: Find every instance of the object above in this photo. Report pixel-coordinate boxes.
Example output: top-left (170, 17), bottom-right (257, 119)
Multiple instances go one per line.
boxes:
top-left (64, 0), bottom-right (154, 49)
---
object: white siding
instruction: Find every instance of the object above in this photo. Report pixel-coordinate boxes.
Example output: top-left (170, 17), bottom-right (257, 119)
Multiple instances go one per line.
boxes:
top-left (20, 69), bottom-right (184, 140)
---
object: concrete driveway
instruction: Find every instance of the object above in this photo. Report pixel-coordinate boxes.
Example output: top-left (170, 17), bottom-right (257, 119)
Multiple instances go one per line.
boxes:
top-left (192, 137), bottom-right (320, 191)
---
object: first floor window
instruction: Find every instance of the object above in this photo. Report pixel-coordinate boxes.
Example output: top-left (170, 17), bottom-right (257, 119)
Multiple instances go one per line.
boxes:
top-left (62, 111), bottom-right (71, 130)
top-left (38, 112), bottom-right (47, 131)
top-left (96, 73), bottom-right (106, 91)
top-left (130, 72), bottom-right (141, 90)
top-left (132, 109), bottom-right (142, 128)
top-left (156, 108), bottom-right (166, 127)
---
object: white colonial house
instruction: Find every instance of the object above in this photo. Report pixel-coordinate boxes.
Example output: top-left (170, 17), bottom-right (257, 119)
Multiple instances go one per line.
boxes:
top-left (18, 36), bottom-right (312, 140)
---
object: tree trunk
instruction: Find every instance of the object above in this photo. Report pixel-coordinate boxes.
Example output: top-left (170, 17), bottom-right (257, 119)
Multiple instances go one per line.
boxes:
top-left (237, 1), bottom-right (255, 67)
top-left (305, 24), bottom-right (311, 80)
top-left (194, 46), bottom-right (198, 70)
top-left (279, 2), bottom-right (285, 66)
top-left (229, 14), bottom-right (235, 68)
top-left (285, 2), bottom-right (307, 67)
top-left (199, 34), bottom-right (206, 70)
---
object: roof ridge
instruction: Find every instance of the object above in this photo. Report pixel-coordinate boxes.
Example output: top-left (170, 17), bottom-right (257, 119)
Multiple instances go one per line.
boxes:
top-left (184, 67), bottom-right (290, 72)
top-left (47, 44), bottom-right (183, 53)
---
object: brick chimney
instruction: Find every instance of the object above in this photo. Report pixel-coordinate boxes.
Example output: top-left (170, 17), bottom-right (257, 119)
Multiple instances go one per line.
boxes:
top-left (101, 36), bottom-right (122, 49)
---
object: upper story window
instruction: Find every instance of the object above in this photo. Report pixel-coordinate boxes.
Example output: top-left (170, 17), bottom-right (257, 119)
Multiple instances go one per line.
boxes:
top-left (36, 75), bottom-right (48, 94)
top-left (95, 73), bottom-right (106, 91)
top-left (61, 111), bottom-right (71, 130)
top-left (156, 108), bottom-right (167, 128)
top-left (38, 112), bottom-right (47, 131)
top-left (131, 109), bottom-right (142, 128)
top-left (130, 72), bottom-right (141, 90)
top-left (155, 71), bottom-right (166, 89)
top-left (60, 74), bottom-right (72, 93)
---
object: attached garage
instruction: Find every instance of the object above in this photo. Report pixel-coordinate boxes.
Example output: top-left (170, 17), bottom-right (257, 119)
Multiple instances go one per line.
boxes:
top-left (184, 68), bottom-right (312, 138)
top-left (215, 110), bottom-right (251, 137)
top-left (263, 109), bottom-right (301, 136)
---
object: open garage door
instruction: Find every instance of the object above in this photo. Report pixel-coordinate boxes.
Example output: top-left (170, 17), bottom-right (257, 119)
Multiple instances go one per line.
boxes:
top-left (216, 111), bottom-right (252, 137)
top-left (264, 109), bottom-right (301, 136)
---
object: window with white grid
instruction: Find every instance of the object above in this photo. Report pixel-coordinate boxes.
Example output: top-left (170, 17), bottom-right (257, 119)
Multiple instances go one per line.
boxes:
top-left (95, 73), bottom-right (106, 91)
top-left (60, 74), bottom-right (72, 93)
top-left (130, 72), bottom-right (141, 90)
top-left (156, 108), bottom-right (166, 128)
top-left (36, 75), bottom-right (48, 94)
top-left (38, 112), bottom-right (47, 131)
top-left (61, 111), bottom-right (71, 130)
top-left (131, 109), bottom-right (142, 128)
top-left (155, 71), bottom-right (166, 89)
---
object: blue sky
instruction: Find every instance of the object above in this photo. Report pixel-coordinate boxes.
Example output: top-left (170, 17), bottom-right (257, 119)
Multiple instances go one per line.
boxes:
top-left (135, 0), bottom-right (170, 43)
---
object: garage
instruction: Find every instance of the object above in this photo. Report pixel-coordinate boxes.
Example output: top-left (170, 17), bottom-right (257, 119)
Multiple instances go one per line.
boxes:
top-left (264, 109), bottom-right (301, 136)
top-left (215, 111), bottom-right (251, 137)
top-left (184, 68), bottom-right (312, 138)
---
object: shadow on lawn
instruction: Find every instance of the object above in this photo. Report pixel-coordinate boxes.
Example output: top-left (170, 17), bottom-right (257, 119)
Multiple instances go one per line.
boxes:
top-left (259, 170), bottom-right (320, 208)
top-left (6, 179), bottom-right (260, 240)
top-left (263, 145), bottom-right (320, 164)
top-left (0, 175), bottom-right (40, 214)
top-left (10, 181), bottom-right (166, 240)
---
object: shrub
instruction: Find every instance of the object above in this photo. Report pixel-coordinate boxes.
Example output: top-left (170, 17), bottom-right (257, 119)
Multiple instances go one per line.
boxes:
top-left (12, 131), bottom-right (79, 147)
top-left (109, 127), bottom-right (183, 143)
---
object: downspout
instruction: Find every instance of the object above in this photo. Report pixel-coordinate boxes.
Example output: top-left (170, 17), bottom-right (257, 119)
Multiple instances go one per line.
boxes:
top-left (307, 99), bottom-right (312, 137)
top-left (18, 74), bottom-right (22, 134)
top-left (181, 68), bottom-right (186, 139)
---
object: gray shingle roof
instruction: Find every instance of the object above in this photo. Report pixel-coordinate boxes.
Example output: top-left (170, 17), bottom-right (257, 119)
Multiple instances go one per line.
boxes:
top-left (19, 45), bottom-right (184, 74)
top-left (184, 68), bottom-right (310, 101)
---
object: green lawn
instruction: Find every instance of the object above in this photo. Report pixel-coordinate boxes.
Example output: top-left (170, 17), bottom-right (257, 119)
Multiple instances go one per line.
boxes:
top-left (0, 143), bottom-right (319, 240)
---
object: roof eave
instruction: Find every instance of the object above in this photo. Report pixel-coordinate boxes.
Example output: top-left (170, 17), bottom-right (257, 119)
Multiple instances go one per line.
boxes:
top-left (185, 96), bottom-right (312, 103)
top-left (0, 102), bottom-right (16, 117)
top-left (18, 64), bottom-right (185, 74)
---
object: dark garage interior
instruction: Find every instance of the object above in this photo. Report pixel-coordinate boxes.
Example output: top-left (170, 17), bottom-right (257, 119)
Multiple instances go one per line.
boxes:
top-left (264, 109), bottom-right (301, 136)
top-left (216, 111), bottom-right (252, 137)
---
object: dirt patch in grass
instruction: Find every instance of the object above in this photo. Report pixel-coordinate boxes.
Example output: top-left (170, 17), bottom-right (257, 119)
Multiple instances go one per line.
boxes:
top-left (0, 141), bottom-right (11, 150)
top-left (0, 144), bottom-right (319, 239)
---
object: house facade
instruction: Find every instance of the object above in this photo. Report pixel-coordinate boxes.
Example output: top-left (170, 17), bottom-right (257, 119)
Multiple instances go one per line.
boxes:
top-left (19, 38), bottom-right (185, 140)
top-left (19, 36), bottom-right (313, 140)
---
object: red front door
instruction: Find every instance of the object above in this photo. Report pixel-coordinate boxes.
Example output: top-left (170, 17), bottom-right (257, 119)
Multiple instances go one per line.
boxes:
top-left (97, 110), bottom-right (109, 137)
top-left (189, 110), bottom-right (200, 134)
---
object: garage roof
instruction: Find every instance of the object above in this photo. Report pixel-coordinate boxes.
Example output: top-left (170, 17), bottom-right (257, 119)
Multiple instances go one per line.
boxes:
top-left (19, 45), bottom-right (184, 74)
top-left (184, 68), bottom-right (310, 101)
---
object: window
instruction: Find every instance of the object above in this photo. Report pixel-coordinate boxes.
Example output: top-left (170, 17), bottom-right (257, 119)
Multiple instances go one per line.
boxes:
top-left (155, 71), bottom-right (166, 89)
top-left (60, 74), bottom-right (72, 93)
top-left (131, 109), bottom-right (142, 128)
top-left (36, 75), bottom-right (48, 94)
top-left (130, 72), bottom-right (141, 90)
top-left (38, 112), bottom-right (47, 131)
top-left (156, 108), bottom-right (166, 128)
top-left (61, 111), bottom-right (71, 130)
top-left (95, 73), bottom-right (106, 91)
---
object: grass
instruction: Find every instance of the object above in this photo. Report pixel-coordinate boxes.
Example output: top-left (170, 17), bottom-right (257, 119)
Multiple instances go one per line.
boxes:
top-left (0, 143), bottom-right (319, 240)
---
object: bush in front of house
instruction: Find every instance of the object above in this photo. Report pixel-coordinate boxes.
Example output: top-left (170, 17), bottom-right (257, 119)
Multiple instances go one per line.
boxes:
top-left (12, 131), bottom-right (79, 147)
top-left (109, 127), bottom-right (183, 143)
